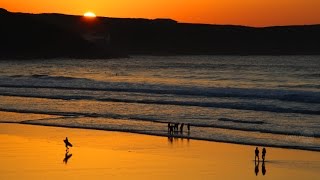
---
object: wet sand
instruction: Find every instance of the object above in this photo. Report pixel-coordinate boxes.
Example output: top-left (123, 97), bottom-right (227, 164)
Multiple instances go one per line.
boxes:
top-left (0, 123), bottom-right (319, 180)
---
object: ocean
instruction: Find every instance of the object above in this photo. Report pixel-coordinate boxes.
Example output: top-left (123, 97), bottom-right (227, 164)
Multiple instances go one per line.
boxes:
top-left (0, 56), bottom-right (319, 151)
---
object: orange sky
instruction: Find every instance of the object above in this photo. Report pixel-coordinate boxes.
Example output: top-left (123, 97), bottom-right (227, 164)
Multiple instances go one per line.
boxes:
top-left (1, 0), bottom-right (320, 27)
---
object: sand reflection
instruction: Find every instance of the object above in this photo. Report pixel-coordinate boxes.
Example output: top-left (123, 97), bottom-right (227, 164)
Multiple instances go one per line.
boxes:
top-left (63, 150), bottom-right (73, 164)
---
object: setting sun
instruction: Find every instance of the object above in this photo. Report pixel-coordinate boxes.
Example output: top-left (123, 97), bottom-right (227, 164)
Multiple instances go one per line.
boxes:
top-left (1, 1), bottom-right (320, 26)
top-left (84, 12), bottom-right (96, 18)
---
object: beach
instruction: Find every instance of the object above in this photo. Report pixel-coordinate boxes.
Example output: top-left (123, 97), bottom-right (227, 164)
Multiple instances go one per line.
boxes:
top-left (0, 56), bottom-right (319, 151)
top-left (1, 1), bottom-right (320, 179)
top-left (0, 123), bottom-right (319, 180)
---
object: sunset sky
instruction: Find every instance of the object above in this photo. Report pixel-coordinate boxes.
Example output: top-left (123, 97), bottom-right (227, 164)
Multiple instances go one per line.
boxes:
top-left (1, 0), bottom-right (320, 27)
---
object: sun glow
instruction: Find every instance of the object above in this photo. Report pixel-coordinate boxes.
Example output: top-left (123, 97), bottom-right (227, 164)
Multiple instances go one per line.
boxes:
top-left (1, 0), bottom-right (320, 26)
top-left (84, 12), bottom-right (96, 18)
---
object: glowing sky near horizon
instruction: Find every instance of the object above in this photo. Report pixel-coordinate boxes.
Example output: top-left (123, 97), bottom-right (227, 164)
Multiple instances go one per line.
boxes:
top-left (1, 0), bottom-right (319, 26)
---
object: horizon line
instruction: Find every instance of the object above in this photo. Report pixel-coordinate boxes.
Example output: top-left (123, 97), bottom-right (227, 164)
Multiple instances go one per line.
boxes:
top-left (2, 8), bottom-right (320, 28)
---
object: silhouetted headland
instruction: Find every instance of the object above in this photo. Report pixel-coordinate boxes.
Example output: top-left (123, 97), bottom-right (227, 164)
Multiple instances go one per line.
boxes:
top-left (1, 8), bottom-right (320, 59)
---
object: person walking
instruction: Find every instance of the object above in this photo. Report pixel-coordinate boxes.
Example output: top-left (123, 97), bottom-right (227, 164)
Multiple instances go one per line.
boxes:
top-left (255, 147), bottom-right (259, 162)
top-left (262, 147), bottom-right (266, 162)
top-left (64, 137), bottom-right (73, 150)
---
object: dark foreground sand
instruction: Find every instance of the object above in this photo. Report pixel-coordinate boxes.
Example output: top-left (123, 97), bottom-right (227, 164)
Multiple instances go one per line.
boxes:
top-left (0, 124), bottom-right (319, 180)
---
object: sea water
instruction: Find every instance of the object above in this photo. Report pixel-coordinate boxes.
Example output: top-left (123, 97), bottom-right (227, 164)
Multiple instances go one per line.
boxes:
top-left (0, 56), bottom-right (319, 151)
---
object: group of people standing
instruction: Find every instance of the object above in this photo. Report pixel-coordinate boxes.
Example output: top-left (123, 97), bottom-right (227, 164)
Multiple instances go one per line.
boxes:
top-left (168, 122), bottom-right (190, 134)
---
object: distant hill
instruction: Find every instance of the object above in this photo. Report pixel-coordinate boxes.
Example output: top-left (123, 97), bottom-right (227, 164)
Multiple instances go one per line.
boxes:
top-left (0, 8), bottom-right (9, 14)
top-left (0, 10), bottom-right (123, 59)
top-left (1, 8), bottom-right (320, 59)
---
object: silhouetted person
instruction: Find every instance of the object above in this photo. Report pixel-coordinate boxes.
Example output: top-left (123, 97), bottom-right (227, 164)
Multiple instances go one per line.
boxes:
top-left (187, 124), bottom-right (190, 131)
top-left (168, 123), bottom-right (171, 132)
top-left (63, 150), bottom-right (73, 164)
top-left (174, 123), bottom-right (179, 131)
top-left (255, 147), bottom-right (259, 162)
top-left (255, 160), bottom-right (259, 176)
top-left (262, 161), bottom-right (266, 176)
top-left (180, 123), bottom-right (184, 133)
top-left (262, 147), bottom-right (266, 162)
top-left (169, 125), bottom-right (174, 135)
top-left (64, 137), bottom-right (73, 150)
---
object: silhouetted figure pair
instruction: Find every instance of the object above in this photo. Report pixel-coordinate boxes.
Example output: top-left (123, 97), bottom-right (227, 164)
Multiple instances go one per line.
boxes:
top-left (255, 147), bottom-right (267, 162)
top-left (254, 147), bottom-right (267, 176)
